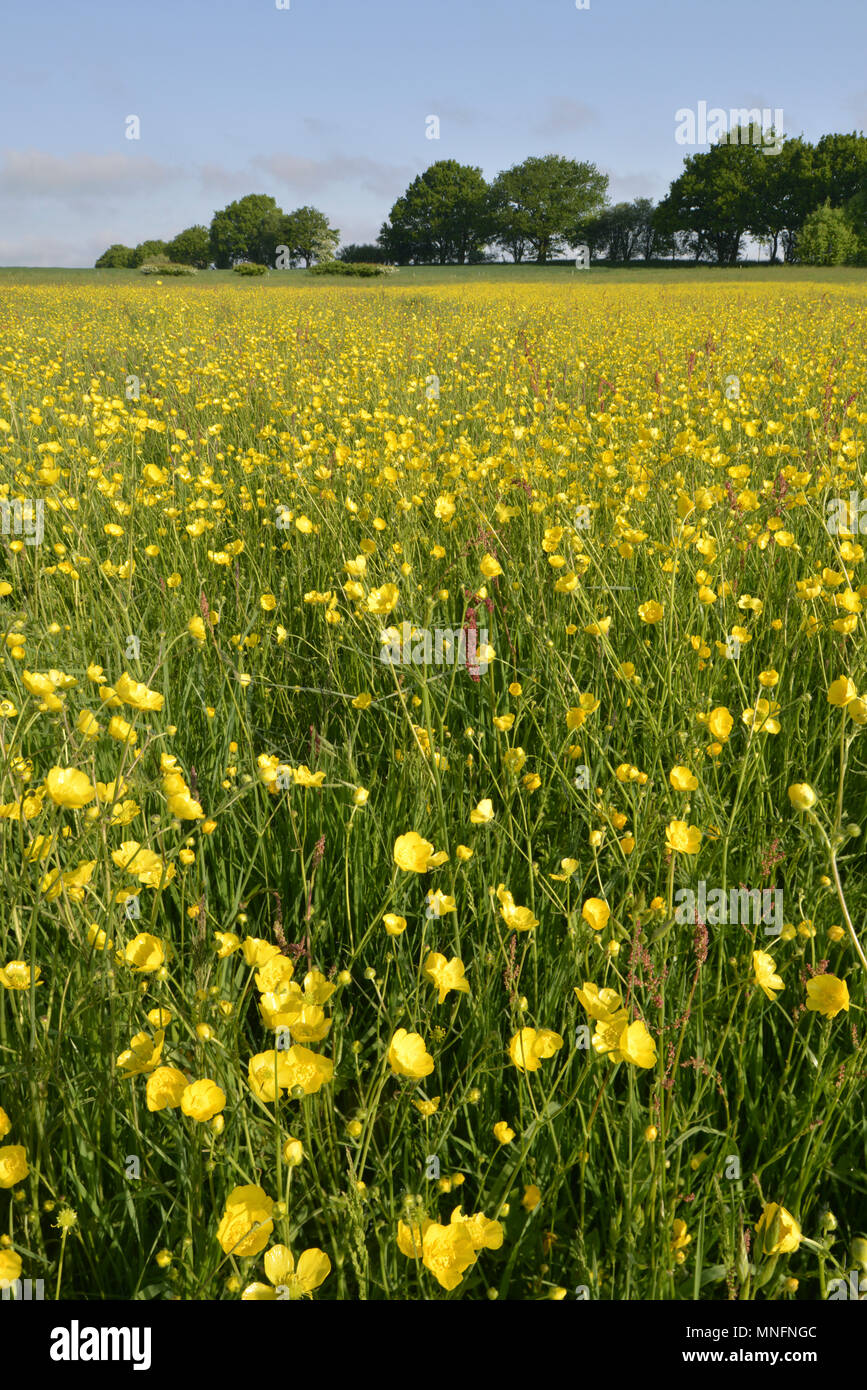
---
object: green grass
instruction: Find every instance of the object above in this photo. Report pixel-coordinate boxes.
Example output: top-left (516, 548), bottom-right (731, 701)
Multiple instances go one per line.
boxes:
top-left (1, 263), bottom-right (865, 288)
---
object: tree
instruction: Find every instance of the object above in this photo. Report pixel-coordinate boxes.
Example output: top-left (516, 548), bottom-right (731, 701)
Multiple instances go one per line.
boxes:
top-left (209, 195), bottom-right (281, 268)
top-left (489, 154), bottom-right (608, 263)
top-left (658, 128), bottom-right (867, 266)
top-left (277, 206), bottom-right (340, 267)
top-left (633, 198), bottom-right (668, 260)
top-left (756, 137), bottom-right (816, 263)
top-left (256, 211), bottom-right (297, 267)
top-left (338, 243), bottom-right (388, 263)
top-left (95, 244), bottom-right (136, 268)
top-left (579, 200), bottom-right (654, 262)
top-left (378, 213), bottom-right (424, 265)
top-left (844, 188), bottom-right (867, 263)
top-left (381, 162), bottom-right (490, 264)
top-left (131, 240), bottom-right (168, 267)
top-left (813, 133), bottom-right (867, 207)
top-left (166, 225), bottom-right (211, 268)
top-left (487, 182), bottom-right (532, 262)
top-left (656, 133), bottom-right (765, 265)
top-left (652, 195), bottom-right (700, 260)
top-left (796, 202), bottom-right (861, 265)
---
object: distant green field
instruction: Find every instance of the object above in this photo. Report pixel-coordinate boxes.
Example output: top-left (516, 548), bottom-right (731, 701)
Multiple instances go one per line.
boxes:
top-left (1, 263), bottom-right (866, 288)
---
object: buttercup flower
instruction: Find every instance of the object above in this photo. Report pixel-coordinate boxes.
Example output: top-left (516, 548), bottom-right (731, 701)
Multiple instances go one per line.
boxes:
top-left (508, 1027), bottom-right (563, 1072)
top-left (805, 974), bottom-right (849, 1018)
top-left (423, 952), bottom-right (470, 1004)
top-left (755, 1202), bottom-right (801, 1256)
top-left (670, 766), bottom-right (698, 791)
top-left (752, 951), bottom-right (784, 1002)
top-left (45, 767), bottom-right (95, 808)
top-left (592, 1019), bottom-right (657, 1068)
top-left (0, 961), bottom-right (42, 990)
top-left (146, 1067), bottom-right (188, 1112)
top-left (708, 706), bottom-right (733, 742)
top-left (742, 699), bottom-right (780, 735)
top-left (788, 783), bottom-right (817, 811)
top-left (124, 933), bottom-right (165, 973)
top-left (393, 831), bottom-right (435, 873)
top-left (242, 1244), bottom-right (331, 1300)
top-left (116, 1030), bottom-right (165, 1077)
top-left (0, 1249), bottom-right (23, 1290)
top-left (216, 1185), bottom-right (274, 1258)
top-left (397, 1215), bottom-right (433, 1259)
top-left (242, 938), bottom-right (281, 968)
top-left (671, 1219), bottom-right (692, 1257)
top-left (282, 1044), bottom-right (332, 1094)
top-left (638, 601), bottom-right (664, 623)
top-left (388, 1029), bottom-right (434, 1080)
top-left (827, 677), bottom-right (858, 708)
top-left (497, 883), bottom-right (539, 932)
top-left (0, 1145), bottom-right (28, 1188)
top-left (581, 898), bottom-right (610, 932)
top-left (181, 1079), bottom-right (226, 1122)
top-left (420, 1221), bottom-right (477, 1290)
top-left (665, 820), bottom-right (702, 855)
top-left (575, 982), bottom-right (627, 1024)
top-left (114, 672), bottom-right (164, 711)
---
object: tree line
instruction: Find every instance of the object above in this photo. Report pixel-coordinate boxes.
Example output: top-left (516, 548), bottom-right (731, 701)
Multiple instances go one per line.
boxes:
top-left (96, 201), bottom-right (339, 270)
top-left (95, 130), bottom-right (867, 271)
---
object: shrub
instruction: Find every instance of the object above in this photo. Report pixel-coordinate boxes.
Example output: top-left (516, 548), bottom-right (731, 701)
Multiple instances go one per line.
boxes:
top-left (308, 262), bottom-right (395, 277)
top-left (338, 243), bottom-right (389, 263)
top-left (232, 261), bottom-right (268, 276)
top-left (132, 240), bottom-right (169, 267)
top-left (796, 202), bottom-right (861, 265)
top-left (139, 257), bottom-right (197, 276)
top-left (95, 243), bottom-right (136, 268)
top-left (165, 225), bottom-right (211, 269)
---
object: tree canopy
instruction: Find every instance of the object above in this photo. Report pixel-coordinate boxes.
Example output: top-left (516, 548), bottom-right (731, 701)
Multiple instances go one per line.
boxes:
top-left (94, 128), bottom-right (867, 273)
top-left (166, 225), bottom-right (211, 268)
top-left (380, 161), bottom-right (490, 265)
top-left (489, 154), bottom-right (609, 263)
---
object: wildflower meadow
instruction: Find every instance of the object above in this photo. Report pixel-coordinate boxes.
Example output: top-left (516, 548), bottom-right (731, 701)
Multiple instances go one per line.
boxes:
top-left (1, 273), bottom-right (867, 1304)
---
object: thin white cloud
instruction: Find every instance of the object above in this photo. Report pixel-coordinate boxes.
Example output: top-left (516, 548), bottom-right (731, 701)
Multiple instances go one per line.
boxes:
top-left (0, 149), bottom-right (182, 200)
top-left (0, 232), bottom-right (107, 267)
top-left (303, 116), bottom-right (339, 138)
top-left (535, 99), bottom-right (598, 135)
top-left (253, 153), bottom-right (414, 199)
top-left (0, 147), bottom-right (418, 264)
top-left (604, 171), bottom-right (663, 201)
top-left (423, 102), bottom-right (481, 129)
top-left (197, 162), bottom-right (258, 197)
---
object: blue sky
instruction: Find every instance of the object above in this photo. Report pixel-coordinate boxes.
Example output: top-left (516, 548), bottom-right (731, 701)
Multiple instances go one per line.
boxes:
top-left (1, 0), bottom-right (864, 265)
